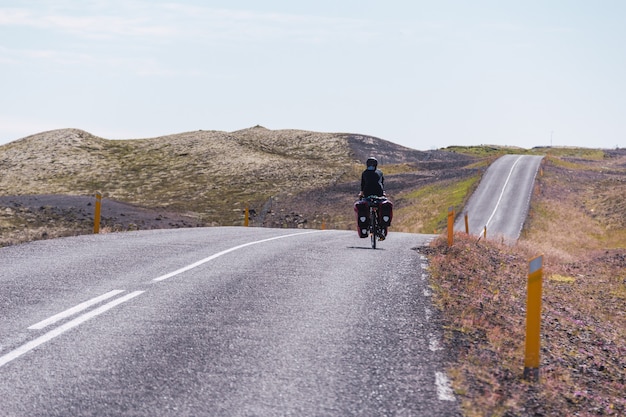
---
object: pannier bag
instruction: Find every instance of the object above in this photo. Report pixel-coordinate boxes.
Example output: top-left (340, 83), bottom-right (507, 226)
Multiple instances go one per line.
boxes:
top-left (380, 199), bottom-right (393, 227)
top-left (354, 199), bottom-right (370, 238)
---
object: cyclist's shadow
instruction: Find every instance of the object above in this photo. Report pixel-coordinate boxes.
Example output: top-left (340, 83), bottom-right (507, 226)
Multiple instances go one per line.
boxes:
top-left (346, 246), bottom-right (386, 250)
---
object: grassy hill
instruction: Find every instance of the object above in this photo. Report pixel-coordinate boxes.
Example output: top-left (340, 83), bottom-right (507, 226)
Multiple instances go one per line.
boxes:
top-left (0, 127), bottom-right (356, 220)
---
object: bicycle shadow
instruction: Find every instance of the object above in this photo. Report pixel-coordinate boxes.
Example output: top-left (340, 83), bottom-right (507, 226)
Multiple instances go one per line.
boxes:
top-left (346, 246), bottom-right (386, 250)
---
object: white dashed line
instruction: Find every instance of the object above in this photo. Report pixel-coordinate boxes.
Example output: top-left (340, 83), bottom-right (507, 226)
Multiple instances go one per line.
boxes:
top-left (3, 231), bottom-right (323, 369)
top-left (28, 289), bottom-right (126, 330)
top-left (429, 335), bottom-right (443, 352)
top-left (435, 371), bottom-right (456, 401)
top-left (0, 291), bottom-right (144, 369)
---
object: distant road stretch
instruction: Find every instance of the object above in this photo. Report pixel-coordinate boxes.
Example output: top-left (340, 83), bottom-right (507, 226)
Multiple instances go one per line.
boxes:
top-left (0, 227), bottom-right (460, 416)
top-left (456, 154), bottom-right (544, 240)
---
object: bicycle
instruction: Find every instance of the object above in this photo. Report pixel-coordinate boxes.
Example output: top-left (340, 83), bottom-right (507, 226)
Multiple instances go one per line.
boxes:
top-left (365, 196), bottom-right (386, 249)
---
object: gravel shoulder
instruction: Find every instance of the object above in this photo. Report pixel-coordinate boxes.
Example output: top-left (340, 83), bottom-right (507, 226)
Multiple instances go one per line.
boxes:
top-left (0, 194), bottom-right (203, 244)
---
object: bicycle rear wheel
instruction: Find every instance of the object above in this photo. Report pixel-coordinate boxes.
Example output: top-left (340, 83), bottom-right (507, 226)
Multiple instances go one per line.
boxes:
top-left (370, 209), bottom-right (377, 249)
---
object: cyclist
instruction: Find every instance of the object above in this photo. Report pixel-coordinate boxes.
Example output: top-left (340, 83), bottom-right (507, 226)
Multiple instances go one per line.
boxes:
top-left (358, 157), bottom-right (385, 199)
top-left (355, 157), bottom-right (393, 239)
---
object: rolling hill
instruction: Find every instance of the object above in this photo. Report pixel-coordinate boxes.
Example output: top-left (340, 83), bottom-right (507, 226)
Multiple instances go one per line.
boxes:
top-left (0, 126), bottom-right (477, 244)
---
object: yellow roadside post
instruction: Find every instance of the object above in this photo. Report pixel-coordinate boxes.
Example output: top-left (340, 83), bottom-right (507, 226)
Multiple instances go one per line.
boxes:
top-left (464, 212), bottom-right (469, 234)
top-left (524, 254), bottom-right (544, 381)
top-left (244, 207), bottom-right (249, 227)
top-left (447, 206), bottom-right (454, 247)
top-left (93, 192), bottom-right (102, 234)
top-left (483, 225), bottom-right (487, 239)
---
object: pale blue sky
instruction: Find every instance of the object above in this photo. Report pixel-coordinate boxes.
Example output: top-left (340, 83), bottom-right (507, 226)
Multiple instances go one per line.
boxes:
top-left (1, 1), bottom-right (625, 150)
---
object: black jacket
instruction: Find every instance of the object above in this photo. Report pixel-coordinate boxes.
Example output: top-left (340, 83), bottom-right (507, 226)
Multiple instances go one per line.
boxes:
top-left (361, 168), bottom-right (384, 197)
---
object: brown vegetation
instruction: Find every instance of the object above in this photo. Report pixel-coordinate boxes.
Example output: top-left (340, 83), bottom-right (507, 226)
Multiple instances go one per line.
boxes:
top-left (425, 149), bottom-right (626, 416)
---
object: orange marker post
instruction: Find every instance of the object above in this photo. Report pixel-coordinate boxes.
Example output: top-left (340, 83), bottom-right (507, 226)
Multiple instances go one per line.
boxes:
top-left (93, 192), bottom-right (102, 234)
top-left (447, 206), bottom-right (454, 247)
top-left (524, 255), bottom-right (544, 381)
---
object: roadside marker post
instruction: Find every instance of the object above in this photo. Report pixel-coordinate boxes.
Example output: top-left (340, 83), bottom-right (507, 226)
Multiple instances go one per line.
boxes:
top-left (244, 207), bottom-right (249, 227)
top-left (524, 255), bottom-right (544, 381)
top-left (464, 212), bottom-right (469, 234)
top-left (447, 206), bottom-right (454, 247)
top-left (93, 192), bottom-right (102, 234)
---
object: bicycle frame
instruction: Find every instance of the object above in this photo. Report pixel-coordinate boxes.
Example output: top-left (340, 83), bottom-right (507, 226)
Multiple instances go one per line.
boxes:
top-left (369, 204), bottom-right (379, 249)
top-left (365, 196), bottom-right (385, 249)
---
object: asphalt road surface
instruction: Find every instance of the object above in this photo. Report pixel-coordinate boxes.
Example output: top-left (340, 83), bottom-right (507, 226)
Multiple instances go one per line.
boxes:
top-left (0, 227), bottom-right (460, 416)
top-left (456, 154), bottom-right (544, 240)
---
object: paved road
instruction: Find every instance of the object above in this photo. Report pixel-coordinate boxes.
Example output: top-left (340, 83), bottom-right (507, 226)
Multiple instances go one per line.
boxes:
top-left (456, 154), bottom-right (544, 240)
top-left (0, 227), bottom-right (460, 416)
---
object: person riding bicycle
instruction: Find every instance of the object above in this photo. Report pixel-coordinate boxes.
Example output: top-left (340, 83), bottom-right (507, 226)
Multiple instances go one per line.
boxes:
top-left (354, 157), bottom-right (393, 239)
top-left (358, 157), bottom-right (385, 199)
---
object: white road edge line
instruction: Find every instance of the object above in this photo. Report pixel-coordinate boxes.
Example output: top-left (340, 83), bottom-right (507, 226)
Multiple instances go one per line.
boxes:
top-left (153, 230), bottom-right (324, 282)
top-left (28, 289), bottom-right (126, 330)
top-left (435, 371), bottom-right (456, 401)
top-left (429, 335), bottom-right (443, 352)
top-left (485, 155), bottom-right (524, 229)
top-left (0, 291), bottom-right (144, 369)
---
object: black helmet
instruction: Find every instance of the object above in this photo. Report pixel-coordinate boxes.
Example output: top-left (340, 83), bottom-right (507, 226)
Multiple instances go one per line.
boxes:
top-left (366, 157), bottom-right (378, 168)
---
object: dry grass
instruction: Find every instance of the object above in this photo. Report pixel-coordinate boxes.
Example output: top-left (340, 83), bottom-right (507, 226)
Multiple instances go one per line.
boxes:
top-left (425, 149), bottom-right (626, 416)
top-left (0, 203), bottom-right (93, 246)
top-left (0, 127), bottom-right (356, 225)
top-left (394, 175), bottom-right (481, 234)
